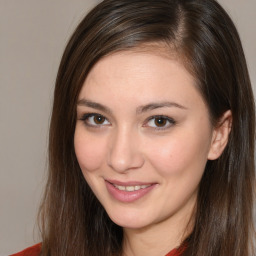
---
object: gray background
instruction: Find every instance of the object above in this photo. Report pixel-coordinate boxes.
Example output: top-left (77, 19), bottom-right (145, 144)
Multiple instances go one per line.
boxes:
top-left (0, 0), bottom-right (255, 255)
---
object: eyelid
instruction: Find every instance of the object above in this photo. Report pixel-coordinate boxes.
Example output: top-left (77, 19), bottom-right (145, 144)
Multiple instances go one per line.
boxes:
top-left (78, 113), bottom-right (175, 130)
top-left (79, 113), bottom-right (111, 127)
top-left (143, 115), bottom-right (176, 130)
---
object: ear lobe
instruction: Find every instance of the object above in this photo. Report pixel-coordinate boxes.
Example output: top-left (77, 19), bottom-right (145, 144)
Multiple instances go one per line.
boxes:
top-left (207, 110), bottom-right (232, 160)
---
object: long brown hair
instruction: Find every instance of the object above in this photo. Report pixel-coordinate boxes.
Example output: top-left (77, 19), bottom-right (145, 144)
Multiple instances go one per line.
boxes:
top-left (39, 0), bottom-right (255, 255)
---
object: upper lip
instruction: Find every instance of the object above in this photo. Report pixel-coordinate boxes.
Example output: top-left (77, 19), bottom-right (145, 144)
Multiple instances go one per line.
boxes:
top-left (105, 179), bottom-right (156, 186)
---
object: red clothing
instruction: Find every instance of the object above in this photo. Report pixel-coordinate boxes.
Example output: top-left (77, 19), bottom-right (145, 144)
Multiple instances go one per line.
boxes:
top-left (165, 247), bottom-right (183, 256)
top-left (10, 244), bottom-right (41, 256)
top-left (166, 246), bottom-right (186, 256)
top-left (10, 243), bottom-right (183, 256)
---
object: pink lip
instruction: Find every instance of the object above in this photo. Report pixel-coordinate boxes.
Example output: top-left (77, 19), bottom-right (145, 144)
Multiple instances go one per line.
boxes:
top-left (105, 180), bottom-right (157, 203)
top-left (106, 179), bottom-right (154, 186)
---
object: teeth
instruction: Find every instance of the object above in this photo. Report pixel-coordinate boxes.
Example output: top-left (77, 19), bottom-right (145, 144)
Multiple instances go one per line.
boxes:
top-left (126, 186), bottom-right (135, 191)
top-left (113, 184), bottom-right (150, 191)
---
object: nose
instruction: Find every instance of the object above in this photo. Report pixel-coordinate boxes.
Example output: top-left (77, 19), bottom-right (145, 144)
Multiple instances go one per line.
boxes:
top-left (107, 127), bottom-right (144, 173)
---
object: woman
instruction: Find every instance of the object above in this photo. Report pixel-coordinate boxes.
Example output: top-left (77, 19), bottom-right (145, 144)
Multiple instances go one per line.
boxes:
top-left (12, 0), bottom-right (255, 255)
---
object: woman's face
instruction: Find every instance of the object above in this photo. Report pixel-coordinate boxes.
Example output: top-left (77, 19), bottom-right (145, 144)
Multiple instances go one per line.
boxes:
top-left (74, 50), bottom-right (216, 230)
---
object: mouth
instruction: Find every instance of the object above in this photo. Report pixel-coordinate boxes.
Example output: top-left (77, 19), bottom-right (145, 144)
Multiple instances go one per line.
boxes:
top-left (112, 184), bottom-right (151, 192)
top-left (105, 180), bottom-right (157, 202)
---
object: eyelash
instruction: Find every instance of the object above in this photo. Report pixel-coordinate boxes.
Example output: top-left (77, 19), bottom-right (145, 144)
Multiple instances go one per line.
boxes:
top-left (79, 113), bottom-right (110, 128)
top-left (144, 115), bottom-right (176, 130)
top-left (79, 113), bottom-right (176, 130)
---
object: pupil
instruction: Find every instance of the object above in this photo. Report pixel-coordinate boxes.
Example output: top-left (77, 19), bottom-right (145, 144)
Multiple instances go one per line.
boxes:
top-left (94, 115), bottom-right (105, 124)
top-left (155, 118), bottom-right (166, 127)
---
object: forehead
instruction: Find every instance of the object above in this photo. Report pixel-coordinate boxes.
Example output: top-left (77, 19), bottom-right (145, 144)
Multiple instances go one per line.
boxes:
top-left (82, 43), bottom-right (195, 91)
top-left (78, 48), bottom-right (207, 115)
top-left (83, 46), bottom-right (192, 89)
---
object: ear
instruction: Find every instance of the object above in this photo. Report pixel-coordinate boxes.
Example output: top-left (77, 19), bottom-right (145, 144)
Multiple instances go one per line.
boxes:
top-left (207, 110), bottom-right (232, 160)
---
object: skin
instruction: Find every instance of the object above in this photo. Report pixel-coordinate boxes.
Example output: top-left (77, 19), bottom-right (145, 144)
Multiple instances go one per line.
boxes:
top-left (74, 50), bottom-right (231, 256)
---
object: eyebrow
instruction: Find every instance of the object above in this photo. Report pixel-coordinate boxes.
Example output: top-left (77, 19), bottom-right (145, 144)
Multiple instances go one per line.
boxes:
top-left (136, 102), bottom-right (187, 114)
top-left (77, 99), bottom-right (187, 114)
top-left (77, 99), bottom-right (112, 114)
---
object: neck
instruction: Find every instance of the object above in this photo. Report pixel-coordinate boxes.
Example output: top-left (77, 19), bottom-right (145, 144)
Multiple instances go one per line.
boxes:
top-left (122, 204), bottom-right (195, 256)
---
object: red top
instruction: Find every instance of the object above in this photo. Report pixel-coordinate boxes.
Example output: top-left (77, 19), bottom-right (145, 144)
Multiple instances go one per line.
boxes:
top-left (10, 244), bottom-right (41, 256)
top-left (10, 243), bottom-right (183, 256)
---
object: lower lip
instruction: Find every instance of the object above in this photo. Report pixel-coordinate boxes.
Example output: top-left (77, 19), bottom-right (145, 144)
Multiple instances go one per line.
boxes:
top-left (105, 181), bottom-right (156, 203)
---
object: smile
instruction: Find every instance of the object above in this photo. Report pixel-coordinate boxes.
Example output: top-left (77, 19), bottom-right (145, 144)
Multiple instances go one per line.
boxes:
top-left (113, 184), bottom-right (151, 191)
top-left (105, 180), bottom-right (157, 202)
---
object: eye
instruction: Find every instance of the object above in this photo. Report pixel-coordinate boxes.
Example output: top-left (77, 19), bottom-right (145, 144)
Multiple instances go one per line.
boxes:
top-left (80, 113), bottom-right (110, 127)
top-left (145, 116), bottom-right (176, 129)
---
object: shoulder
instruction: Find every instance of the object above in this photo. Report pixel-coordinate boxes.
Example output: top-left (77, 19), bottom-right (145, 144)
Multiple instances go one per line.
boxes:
top-left (10, 243), bottom-right (41, 256)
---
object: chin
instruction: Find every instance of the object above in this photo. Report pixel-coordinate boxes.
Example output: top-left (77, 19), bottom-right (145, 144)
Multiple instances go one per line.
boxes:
top-left (111, 218), bottom-right (148, 229)
top-left (106, 208), bottom-right (154, 229)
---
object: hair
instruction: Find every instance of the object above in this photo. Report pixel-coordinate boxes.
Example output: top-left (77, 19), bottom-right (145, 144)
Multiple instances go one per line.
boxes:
top-left (38, 0), bottom-right (255, 255)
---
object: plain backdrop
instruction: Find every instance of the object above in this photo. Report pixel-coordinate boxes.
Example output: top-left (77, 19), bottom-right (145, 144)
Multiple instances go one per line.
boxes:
top-left (0, 0), bottom-right (255, 255)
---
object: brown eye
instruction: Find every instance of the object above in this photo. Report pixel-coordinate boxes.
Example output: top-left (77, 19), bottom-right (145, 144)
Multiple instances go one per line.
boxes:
top-left (154, 117), bottom-right (167, 127)
top-left (93, 115), bottom-right (106, 124)
top-left (145, 115), bottom-right (176, 130)
top-left (81, 113), bottom-right (110, 127)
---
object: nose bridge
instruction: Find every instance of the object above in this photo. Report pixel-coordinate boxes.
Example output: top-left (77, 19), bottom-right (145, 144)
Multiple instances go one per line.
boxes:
top-left (107, 125), bottom-right (144, 172)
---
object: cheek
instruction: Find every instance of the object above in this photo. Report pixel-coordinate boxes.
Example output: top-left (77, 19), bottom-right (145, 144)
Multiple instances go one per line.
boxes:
top-left (147, 131), bottom-right (211, 177)
top-left (74, 129), bottom-right (106, 172)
